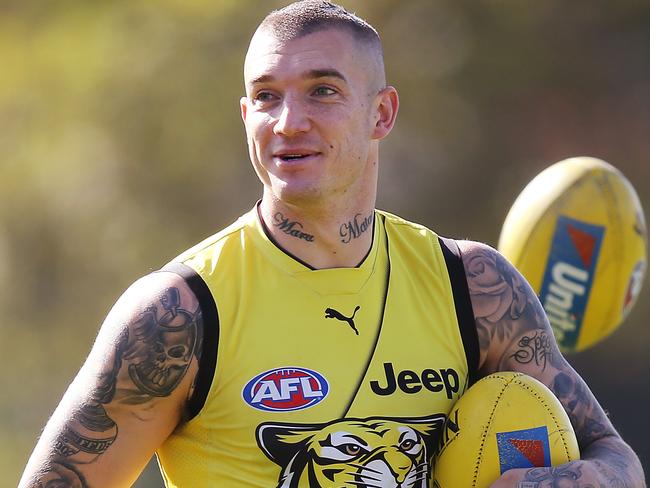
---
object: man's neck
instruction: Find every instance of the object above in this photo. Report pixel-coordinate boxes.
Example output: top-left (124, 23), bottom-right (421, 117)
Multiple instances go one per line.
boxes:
top-left (258, 197), bottom-right (376, 269)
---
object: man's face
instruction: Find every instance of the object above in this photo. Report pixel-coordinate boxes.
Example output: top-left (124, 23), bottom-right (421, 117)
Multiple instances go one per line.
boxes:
top-left (241, 28), bottom-right (386, 207)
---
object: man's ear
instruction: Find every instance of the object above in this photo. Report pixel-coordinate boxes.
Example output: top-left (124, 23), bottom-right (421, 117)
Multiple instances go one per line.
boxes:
top-left (372, 86), bottom-right (399, 140)
top-left (240, 96), bottom-right (248, 124)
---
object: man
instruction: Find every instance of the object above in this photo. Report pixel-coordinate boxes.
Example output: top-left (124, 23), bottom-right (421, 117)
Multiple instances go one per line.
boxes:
top-left (20, 2), bottom-right (645, 487)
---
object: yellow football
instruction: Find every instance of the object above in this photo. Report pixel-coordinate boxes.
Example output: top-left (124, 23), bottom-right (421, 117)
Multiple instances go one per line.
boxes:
top-left (433, 372), bottom-right (579, 488)
top-left (498, 157), bottom-right (647, 352)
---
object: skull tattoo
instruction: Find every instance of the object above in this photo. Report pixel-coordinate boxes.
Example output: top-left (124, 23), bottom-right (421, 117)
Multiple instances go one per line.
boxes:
top-left (126, 287), bottom-right (198, 397)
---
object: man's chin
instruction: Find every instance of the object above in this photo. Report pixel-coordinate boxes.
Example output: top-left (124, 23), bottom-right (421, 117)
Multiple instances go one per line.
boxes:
top-left (271, 182), bottom-right (327, 208)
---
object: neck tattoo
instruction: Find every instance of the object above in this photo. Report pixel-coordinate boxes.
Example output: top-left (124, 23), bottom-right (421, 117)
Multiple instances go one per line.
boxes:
top-left (273, 212), bottom-right (315, 242)
top-left (340, 213), bottom-right (374, 244)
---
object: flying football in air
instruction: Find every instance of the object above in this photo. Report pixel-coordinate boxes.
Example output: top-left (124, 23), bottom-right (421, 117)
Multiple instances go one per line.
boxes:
top-left (498, 157), bottom-right (647, 353)
top-left (433, 372), bottom-right (579, 488)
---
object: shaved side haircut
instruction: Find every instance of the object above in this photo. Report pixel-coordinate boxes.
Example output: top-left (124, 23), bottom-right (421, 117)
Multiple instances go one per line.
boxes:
top-left (255, 1), bottom-right (386, 88)
top-left (260, 1), bottom-right (381, 46)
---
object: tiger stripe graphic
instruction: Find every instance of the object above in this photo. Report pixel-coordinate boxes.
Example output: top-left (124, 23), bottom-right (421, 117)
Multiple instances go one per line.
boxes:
top-left (256, 413), bottom-right (445, 488)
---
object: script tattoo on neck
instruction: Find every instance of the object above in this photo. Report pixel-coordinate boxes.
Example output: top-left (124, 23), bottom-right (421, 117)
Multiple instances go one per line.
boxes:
top-left (273, 212), bottom-right (315, 242)
top-left (340, 213), bottom-right (373, 244)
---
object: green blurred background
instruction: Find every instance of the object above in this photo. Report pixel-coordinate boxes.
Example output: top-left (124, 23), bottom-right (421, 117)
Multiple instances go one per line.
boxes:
top-left (3, 0), bottom-right (649, 485)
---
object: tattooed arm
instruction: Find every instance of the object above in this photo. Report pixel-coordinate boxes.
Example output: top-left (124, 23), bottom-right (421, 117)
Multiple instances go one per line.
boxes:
top-left (19, 272), bottom-right (203, 488)
top-left (457, 241), bottom-right (645, 488)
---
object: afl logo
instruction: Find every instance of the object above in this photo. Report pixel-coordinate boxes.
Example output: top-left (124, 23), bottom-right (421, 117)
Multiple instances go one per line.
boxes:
top-left (242, 367), bottom-right (329, 412)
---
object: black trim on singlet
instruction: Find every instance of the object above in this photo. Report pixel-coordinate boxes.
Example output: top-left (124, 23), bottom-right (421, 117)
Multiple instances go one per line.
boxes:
top-left (162, 261), bottom-right (219, 421)
top-left (255, 202), bottom-right (377, 270)
top-left (438, 236), bottom-right (480, 388)
top-left (342, 214), bottom-right (390, 418)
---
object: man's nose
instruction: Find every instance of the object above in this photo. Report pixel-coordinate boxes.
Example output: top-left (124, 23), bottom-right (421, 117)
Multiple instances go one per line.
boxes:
top-left (273, 98), bottom-right (311, 136)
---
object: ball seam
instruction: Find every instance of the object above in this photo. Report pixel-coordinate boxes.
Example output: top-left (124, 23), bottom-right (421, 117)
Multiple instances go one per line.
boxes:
top-left (472, 373), bottom-right (521, 486)
top-left (512, 378), bottom-right (574, 461)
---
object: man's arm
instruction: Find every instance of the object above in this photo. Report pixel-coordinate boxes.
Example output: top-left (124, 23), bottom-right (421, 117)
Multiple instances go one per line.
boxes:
top-left (457, 240), bottom-right (645, 488)
top-left (19, 271), bottom-right (203, 488)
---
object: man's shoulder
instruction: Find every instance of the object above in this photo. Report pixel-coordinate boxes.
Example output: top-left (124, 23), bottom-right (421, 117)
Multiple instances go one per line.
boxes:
top-left (376, 209), bottom-right (436, 236)
top-left (377, 212), bottom-right (500, 268)
top-left (171, 208), bottom-right (255, 264)
top-left (455, 239), bottom-right (495, 254)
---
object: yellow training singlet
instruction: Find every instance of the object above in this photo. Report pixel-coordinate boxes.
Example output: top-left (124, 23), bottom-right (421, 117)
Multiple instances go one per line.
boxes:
top-left (156, 206), bottom-right (478, 488)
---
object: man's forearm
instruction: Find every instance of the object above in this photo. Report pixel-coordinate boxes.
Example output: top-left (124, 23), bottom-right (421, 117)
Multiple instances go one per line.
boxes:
top-left (582, 434), bottom-right (646, 488)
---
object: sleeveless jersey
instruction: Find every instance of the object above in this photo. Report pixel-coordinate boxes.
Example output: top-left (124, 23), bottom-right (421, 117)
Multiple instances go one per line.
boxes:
top-left (156, 206), bottom-right (478, 488)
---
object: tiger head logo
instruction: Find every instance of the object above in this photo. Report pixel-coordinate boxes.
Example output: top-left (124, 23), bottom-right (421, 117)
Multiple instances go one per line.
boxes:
top-left (256, 414), bottom-right (445, 488)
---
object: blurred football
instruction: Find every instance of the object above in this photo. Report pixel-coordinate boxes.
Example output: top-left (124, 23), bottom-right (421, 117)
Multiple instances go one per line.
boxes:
top-left (498, 157), bottom-right (647, 352)
top-left (432, 372), bottom-right (579, 488)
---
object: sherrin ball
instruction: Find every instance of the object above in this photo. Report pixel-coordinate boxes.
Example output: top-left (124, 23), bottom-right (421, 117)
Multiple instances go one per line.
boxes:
top-left (498, 157), bottom-right (647, 352)
top-left (433, 372), bottom-right (579, 488)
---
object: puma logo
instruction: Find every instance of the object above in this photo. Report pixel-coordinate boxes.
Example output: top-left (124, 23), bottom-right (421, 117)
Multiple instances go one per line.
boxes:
top-left (325, 306), bottom-right (360, 335)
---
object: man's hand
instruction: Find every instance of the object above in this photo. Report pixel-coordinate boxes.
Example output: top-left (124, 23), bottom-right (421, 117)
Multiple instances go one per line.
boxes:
top-left (490, 434), bottom-right (644, 487)
top-left (490, 460), bottom-right (619, 487)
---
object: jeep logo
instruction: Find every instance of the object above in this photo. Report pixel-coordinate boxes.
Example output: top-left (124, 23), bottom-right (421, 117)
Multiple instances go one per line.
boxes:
top-left (370, 362), bottom-right (460, 399)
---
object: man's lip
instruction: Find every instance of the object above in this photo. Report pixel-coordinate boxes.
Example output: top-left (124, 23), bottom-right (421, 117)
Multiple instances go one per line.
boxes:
top-left (272, 151), bottom-right (322, 167)
top-left (273, 150), bottom-right (320, 158)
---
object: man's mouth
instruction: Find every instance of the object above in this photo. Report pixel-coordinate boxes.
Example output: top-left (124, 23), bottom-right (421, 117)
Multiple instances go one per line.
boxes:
top-left (274, 152), bottom-right (319, 163)
top-left (280, 154), bottom-right (308, 161)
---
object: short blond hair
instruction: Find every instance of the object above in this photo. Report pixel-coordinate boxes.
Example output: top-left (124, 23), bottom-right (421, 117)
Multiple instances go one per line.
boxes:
top-left (258, 1), bottom-right (382, 56)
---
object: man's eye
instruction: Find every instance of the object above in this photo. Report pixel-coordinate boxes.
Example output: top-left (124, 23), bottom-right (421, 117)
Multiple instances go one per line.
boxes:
top-left (253, 91), bottom-right (277, 103)
top-left (313, 86), bottom-right (336, 97)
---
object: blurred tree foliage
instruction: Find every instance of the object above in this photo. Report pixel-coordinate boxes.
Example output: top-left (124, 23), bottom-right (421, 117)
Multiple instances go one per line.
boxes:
top-left (2, 1), bottom-right (649, 485)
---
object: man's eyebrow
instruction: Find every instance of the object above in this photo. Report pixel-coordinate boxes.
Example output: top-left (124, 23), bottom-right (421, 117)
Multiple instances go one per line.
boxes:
top-left (249, 69), bottom-right (347, 86)
top-left (305, 69), bottom-right (347, 82)
top-left (249, 74), bottom-right (274, 85)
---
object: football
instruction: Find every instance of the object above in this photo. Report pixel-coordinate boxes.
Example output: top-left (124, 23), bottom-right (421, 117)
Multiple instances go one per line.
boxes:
top-left (498, 157), bottom-right (647, 352)
top-left (432, 372), bottom-right (579, 488)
